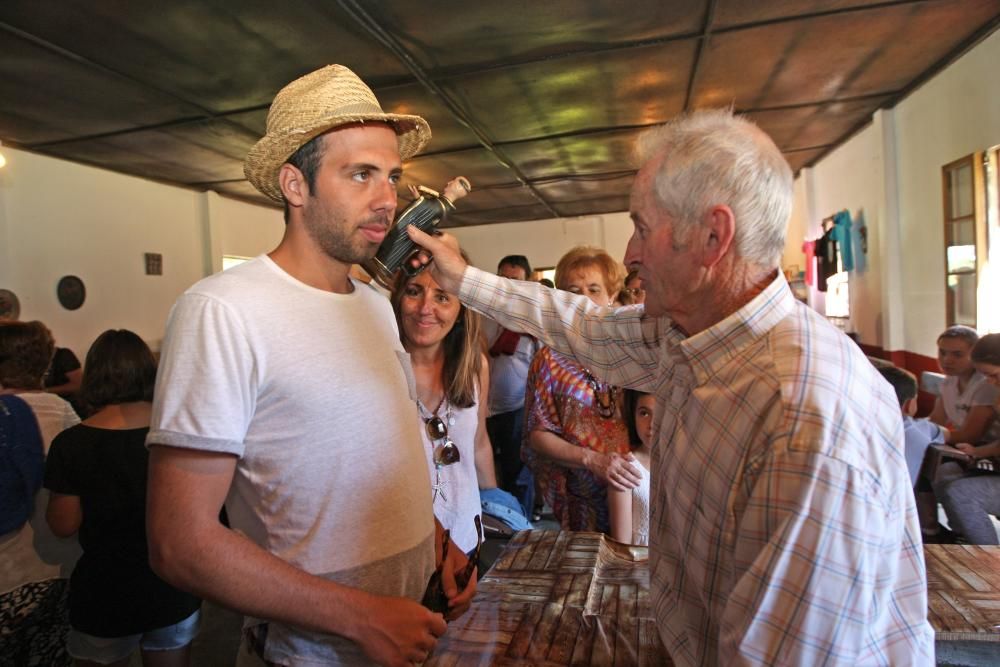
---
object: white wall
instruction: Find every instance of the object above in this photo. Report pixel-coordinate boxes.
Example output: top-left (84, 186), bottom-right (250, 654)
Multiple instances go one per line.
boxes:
top-left (206, 191), bottom-right (285, 274)
top-left (451, 211), bottom-right (633, 274)
top-left (0, 146), bottom-right (283, 357)
top-left (794, 122), bottom-right (886, 346)
top-left (0, 141), bottom-right (629, 361)
top-left (0, 145), bottom-right (636, 360)
top-left (895, 29), bottom-right (1000, 355)
top-left (782, 173), bottom-right (811, 279)
top-left (786, 29), bottom-right (1000, 357)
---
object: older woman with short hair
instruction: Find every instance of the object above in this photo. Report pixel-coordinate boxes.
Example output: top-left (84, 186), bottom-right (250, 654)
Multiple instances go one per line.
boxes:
top-left (523, 246), bottom-right (639, 533)
top-left (0, 321), bottom-right (80, 444)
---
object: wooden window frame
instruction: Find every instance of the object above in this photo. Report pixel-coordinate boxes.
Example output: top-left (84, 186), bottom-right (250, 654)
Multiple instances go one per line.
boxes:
top-left (941, 153), bottom-right (986, 327)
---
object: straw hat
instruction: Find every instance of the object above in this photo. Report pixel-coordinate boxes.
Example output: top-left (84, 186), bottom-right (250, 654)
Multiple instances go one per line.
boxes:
top-left (244, 64), bottom-right (431, 202)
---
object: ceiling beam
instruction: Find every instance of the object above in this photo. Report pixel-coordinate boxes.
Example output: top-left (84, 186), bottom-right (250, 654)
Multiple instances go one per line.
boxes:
top-left (0, 21), bottom-right (265, 145)
top-left (683, 0), bottom-right (718, 113)
top-left (336, 0), bottom-right (562, 219)
top-left (373, 0), bottom-right (932, 84)
top-left (800, 9), bottom-right (1000, 171)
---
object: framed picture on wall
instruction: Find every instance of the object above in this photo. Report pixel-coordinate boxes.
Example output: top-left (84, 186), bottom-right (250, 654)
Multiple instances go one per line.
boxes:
top-left (56, 275), bottom-right (86, 310)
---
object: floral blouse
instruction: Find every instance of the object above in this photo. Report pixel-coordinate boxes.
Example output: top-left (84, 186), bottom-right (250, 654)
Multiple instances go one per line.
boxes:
top-left (523, 347), bottom-right (630, 532)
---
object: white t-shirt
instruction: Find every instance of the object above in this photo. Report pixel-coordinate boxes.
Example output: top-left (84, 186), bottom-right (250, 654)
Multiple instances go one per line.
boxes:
top-left (631, 458), bottom-right (651, 547)
top-left (149, 256), bottom-right (435, 664)
top-left (482, 318), bottom-right (539, 415)
top-left (940, 372), bottom-right (1000, 443)
top-left (17, 392), bottom-right (79, 453)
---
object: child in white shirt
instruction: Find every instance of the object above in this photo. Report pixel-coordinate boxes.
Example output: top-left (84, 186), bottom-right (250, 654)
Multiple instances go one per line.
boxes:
top-left (608, 390), bottom-right (654, 546)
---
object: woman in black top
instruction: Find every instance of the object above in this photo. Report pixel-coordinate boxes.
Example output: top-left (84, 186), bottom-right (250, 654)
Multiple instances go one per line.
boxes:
top-left (44, 330), bottom-right (201, 666)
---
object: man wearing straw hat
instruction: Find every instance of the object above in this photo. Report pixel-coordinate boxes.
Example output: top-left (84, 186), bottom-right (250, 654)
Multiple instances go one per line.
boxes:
top-left (146, 65), bottom-right (475, 666)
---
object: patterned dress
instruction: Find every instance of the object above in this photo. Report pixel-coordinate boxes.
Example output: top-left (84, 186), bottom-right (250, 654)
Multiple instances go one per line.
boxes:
top-left (523, 347), bottom-right (630, 532)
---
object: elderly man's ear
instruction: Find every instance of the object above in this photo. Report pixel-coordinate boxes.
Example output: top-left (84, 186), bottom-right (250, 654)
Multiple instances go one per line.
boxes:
top-left (701, 205), bottom-right (737, 268)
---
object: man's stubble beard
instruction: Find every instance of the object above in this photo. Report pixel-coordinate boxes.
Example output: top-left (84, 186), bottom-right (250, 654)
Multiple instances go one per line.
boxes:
top-left (302, 201), bottom-right (389, 265)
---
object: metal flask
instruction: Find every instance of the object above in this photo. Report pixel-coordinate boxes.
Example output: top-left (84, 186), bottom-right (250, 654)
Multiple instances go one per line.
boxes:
top-left (361, 177), bottom-right (471, 288)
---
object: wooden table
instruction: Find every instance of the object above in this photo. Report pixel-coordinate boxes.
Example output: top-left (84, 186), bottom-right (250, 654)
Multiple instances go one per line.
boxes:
top-left (925, 544), bottom-right (1000, 665)
top-left (427, 530), bottom-right (669, 666)
top-left (926, 544), bottom-right (1000, 637)
top-left (431, 536), bottom-right (1000, 665)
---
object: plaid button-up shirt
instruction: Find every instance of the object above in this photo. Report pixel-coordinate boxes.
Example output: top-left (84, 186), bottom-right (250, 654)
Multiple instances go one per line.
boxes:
top-left (459, 268), bottom-right (933, 666)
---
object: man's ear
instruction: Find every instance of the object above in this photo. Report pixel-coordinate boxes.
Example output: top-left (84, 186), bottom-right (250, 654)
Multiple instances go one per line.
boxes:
top-left (701, 204), bottom-right (736, 268)
top-left (903, 397), bottom-right (918, 417)
top-left (279, 163), bottom-right (309, 208)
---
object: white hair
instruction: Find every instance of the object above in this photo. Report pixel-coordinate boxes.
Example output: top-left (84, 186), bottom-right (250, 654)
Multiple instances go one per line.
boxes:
top-left (635, 109), bottom-right (793, 268)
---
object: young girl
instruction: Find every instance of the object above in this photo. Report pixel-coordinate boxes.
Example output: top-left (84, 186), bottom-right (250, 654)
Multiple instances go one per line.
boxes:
top-left (608, 390), bottom-right (653, 546)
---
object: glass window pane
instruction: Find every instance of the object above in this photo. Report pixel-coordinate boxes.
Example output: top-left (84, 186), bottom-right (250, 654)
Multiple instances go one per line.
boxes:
top-left (947, 273), bottom-right (977, 326)
top-left (946, 219), bottom-right (976, 272)
top-left (824, 271), bottom-right (850, 318)
top-left (948, 163), bottom-right (973, 219)
top-left (947, 245), bottom-right (976, 273)
top-left (947, 218), bottom-right (976, 245)
top-left (946, 220), bottom-right (976, 273)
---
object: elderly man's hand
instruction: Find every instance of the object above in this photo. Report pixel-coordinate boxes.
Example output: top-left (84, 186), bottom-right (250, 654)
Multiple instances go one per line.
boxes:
top-left (405, 226), bottom-right (467, 294)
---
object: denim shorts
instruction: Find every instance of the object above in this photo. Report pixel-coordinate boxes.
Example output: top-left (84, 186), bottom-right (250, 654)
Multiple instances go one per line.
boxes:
top-left (67, 609), bottom-right (201, 663)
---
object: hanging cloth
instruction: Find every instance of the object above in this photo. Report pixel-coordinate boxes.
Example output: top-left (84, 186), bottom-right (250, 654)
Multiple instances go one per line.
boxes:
top-left (815, 225), bottom-right (838, 292)
top-left (801, 240), bottom-right (816, 286)
top-left (853, 212), bottom-right (867, 273)
top-left (831, 210), bottom-right (854, 272)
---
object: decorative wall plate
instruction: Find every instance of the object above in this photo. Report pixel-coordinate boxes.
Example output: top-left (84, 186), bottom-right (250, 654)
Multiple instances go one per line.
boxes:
top-left (0, 288), bottom-right (19, 320)
top-left (56, 275), bottom-right (86, 310)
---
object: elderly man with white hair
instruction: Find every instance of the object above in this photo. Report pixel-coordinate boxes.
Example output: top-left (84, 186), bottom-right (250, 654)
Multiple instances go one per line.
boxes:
top-left (409, 109), bottom-right (933, 666)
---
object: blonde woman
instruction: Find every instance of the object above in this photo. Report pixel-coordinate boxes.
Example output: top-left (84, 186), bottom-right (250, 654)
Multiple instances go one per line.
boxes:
top-left (392, 265), bottom-right (497, 555)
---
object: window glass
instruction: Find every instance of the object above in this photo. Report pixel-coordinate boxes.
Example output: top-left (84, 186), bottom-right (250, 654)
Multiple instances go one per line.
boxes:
top-left (946, 218), bottom-right (975, 246)
top-left (824, 271), bottom-right (850, 318)
top-left (947, 273), bottom-right (977, 326)
top-left (946, 218), bottom-right (976, 273)
top-left (948, 163), bottom-right (973, 219)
